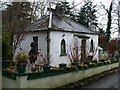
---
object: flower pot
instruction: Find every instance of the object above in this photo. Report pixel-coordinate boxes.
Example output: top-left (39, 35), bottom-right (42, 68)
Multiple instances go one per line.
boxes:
top-left (78, 65), bottom-right (83, 70)
top-left (51, 69), bottom-right (64, 75)
top-left (17, 63), bottom-right (26, 73)
top-left (89, 64), bottom-right (94, 68)
top-left (72, 62), bottom-right (79, 66)
top-left (66, 67), bottom-right (75, 72)
top-left (59, 63), bottom-right (67, 70)
top-left (88, 55), bottom-right (93, 61)
top-left (43, 66), bottom-right (51, 74)
top-left (92, 60), bottom-right (97, 64)
top-left (2, 60), bottom-right (10, 69)
top-left (112, 60), bottom-right (115, 63)
top-left (84, 61), bottom-right (90, 65)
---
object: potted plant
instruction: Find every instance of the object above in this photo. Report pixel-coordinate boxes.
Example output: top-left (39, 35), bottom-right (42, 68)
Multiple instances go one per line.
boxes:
top-left (92, 60), bottom-right (97, 63)
top-left (43, 66), bottom-right (51, 74)
top-left (31, 67), bottom-right (39, 73)
top-left (42, 55), bottom-right (52, 74)
top-left (87, 52), bottom-right (95, 62)
top-left (59, 63), bottom-right (67, 71)
top-left (6, 61), bottom-right (16, 72)
top-left (98, 61), bottom-right (104, 66)
top-left (16, 52), bottom-right (28, 73)
top-left (77, 63), bottom-right (84, 70)
top-left (88, 62), bottom-right (94, 68)
top-left (103, 60), bottom-right (108, 65)
top-left (50, 67), bottom-right (64, 75)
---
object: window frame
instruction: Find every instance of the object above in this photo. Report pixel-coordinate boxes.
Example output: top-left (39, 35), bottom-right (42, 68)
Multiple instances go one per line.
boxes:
top-left (60, 39), bottom-right (67, 56)
top-left (90, 39), bottom-right (94, 52)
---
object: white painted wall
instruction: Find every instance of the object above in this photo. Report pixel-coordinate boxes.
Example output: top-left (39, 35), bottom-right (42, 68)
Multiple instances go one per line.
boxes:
top-left (14, 32), bottom-right (47, 60)
top-left (50, 31), bottom-right (74, 66)
top-left (50, 31), bottom-right (99, 66)
top-left (83, 34), bottom-right (99, 60)
top-left (73, 33), bottom-right (98, 61)
top-left (14, 30), bottom-right (98, 66)
top-left (2, 63), bottom-right (118, 88)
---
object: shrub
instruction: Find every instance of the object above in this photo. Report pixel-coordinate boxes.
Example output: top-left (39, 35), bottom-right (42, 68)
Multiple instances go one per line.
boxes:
top-left (16, 52), bottom-right (28, 63)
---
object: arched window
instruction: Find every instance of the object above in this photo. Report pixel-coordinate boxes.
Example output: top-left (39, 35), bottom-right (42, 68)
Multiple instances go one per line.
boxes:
top-left (90, 39), bottom-right (94, 52)
top-left (60, 39), bottom-right (66, 56)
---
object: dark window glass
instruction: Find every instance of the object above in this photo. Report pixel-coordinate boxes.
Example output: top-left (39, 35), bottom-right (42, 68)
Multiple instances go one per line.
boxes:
top-left (33, 36), bottom-right (38, 52)
top-left (60, 39), bottom-right (66, 56)
top-left (90, 39), bottom-right (94, 52)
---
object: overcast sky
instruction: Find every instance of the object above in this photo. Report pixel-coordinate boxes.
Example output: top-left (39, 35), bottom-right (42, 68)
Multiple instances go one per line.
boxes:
top-left (1, 0), bottom-right (118, 38)
top-left (67, 0), bottom-right (112, 8)
top-left (67, 0), bottom-right (118, 38)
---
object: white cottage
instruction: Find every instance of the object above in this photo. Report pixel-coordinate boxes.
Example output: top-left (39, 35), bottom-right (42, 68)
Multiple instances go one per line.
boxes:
top-left (15, 6), bottom-right (99, 67)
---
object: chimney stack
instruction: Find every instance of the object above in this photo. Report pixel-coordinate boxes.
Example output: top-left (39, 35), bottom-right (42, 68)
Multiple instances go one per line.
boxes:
top-left (53, 3), bottom-right (65, 18)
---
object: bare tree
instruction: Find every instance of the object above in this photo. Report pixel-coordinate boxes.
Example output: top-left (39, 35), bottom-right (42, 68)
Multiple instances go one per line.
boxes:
top-left (111, 0), bottom-right (119, 34)
top-left (2, 2), bottom-right (33, 60)
top-left (98, 0), bottom-right (119, 39)
top-left (97, 1), bottom-right (118, 54)
top-left (31, 0), bottom-right (47, 21)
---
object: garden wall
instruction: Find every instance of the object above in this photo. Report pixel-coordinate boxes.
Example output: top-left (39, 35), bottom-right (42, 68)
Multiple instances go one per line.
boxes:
top-left (2, 62), bottom-right (118, 88)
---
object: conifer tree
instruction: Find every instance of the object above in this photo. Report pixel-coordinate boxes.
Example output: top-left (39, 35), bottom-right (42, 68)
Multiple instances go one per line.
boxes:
top-left (77, 0), bottom-right (97, 29)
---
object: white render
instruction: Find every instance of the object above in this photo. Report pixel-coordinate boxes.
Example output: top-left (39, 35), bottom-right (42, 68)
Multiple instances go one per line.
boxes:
top-left (2, 63), bottom-right (118, 88)
top-left (50, 31), bottom-right (98, 66)
top-left (49, 31), bottom-right (74, 66)
top-left (14, 32), bottom-right (47, 60)
top-left (14, 30), bottom-right (98, 66)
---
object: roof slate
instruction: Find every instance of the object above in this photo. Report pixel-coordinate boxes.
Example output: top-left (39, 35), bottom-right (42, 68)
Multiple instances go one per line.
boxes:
top-left (27, 15), bottom-right (97, 34)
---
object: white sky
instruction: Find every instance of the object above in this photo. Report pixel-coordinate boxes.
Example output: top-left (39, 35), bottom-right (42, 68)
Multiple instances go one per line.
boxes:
top-left (67, 0), bottom-right (112, 8)
top-left (67, 0), bottom-right (118, 39)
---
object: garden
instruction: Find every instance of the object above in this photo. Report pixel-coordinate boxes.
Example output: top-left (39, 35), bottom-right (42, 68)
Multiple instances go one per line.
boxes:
top-left (2, 44), bottom-right (119, 88)
top-left (2, 38), bottom-right (119, 80)
top-left (2, 48), bottom-right (119, 80)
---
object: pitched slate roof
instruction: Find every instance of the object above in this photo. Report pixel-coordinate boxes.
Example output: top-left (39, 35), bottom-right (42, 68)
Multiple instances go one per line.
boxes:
top-left (27, 15), bottom-right (97, 34)
top-left (27, 15), bottom-right (49, 31)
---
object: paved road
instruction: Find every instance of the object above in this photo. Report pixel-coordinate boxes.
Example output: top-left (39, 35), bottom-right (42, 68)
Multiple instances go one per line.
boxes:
top-left (84, 72), bottom-right (118, 88)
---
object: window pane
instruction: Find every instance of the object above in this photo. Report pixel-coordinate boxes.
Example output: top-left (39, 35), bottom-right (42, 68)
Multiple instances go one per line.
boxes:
top-left (90, 39), bottom-right (94, 52)
top-left (33, 36), bottom-right (38, 52)
top-left (61, 39), bottom-right (66, 56)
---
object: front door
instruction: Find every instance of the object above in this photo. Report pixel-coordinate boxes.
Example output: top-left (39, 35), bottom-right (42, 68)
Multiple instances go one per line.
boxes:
top-left (81, 39), bottom-right (86, 63)
top-left (33, 36), bottom-right (38, 53)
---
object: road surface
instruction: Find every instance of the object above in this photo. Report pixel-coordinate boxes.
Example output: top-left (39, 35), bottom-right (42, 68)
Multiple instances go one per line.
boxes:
top-left (84, 71), bottom-right (118, 88)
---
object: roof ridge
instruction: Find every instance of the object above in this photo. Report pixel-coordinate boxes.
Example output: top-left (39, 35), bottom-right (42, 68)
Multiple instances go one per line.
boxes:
top-left (64, 17), bottom-right (96, 33)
